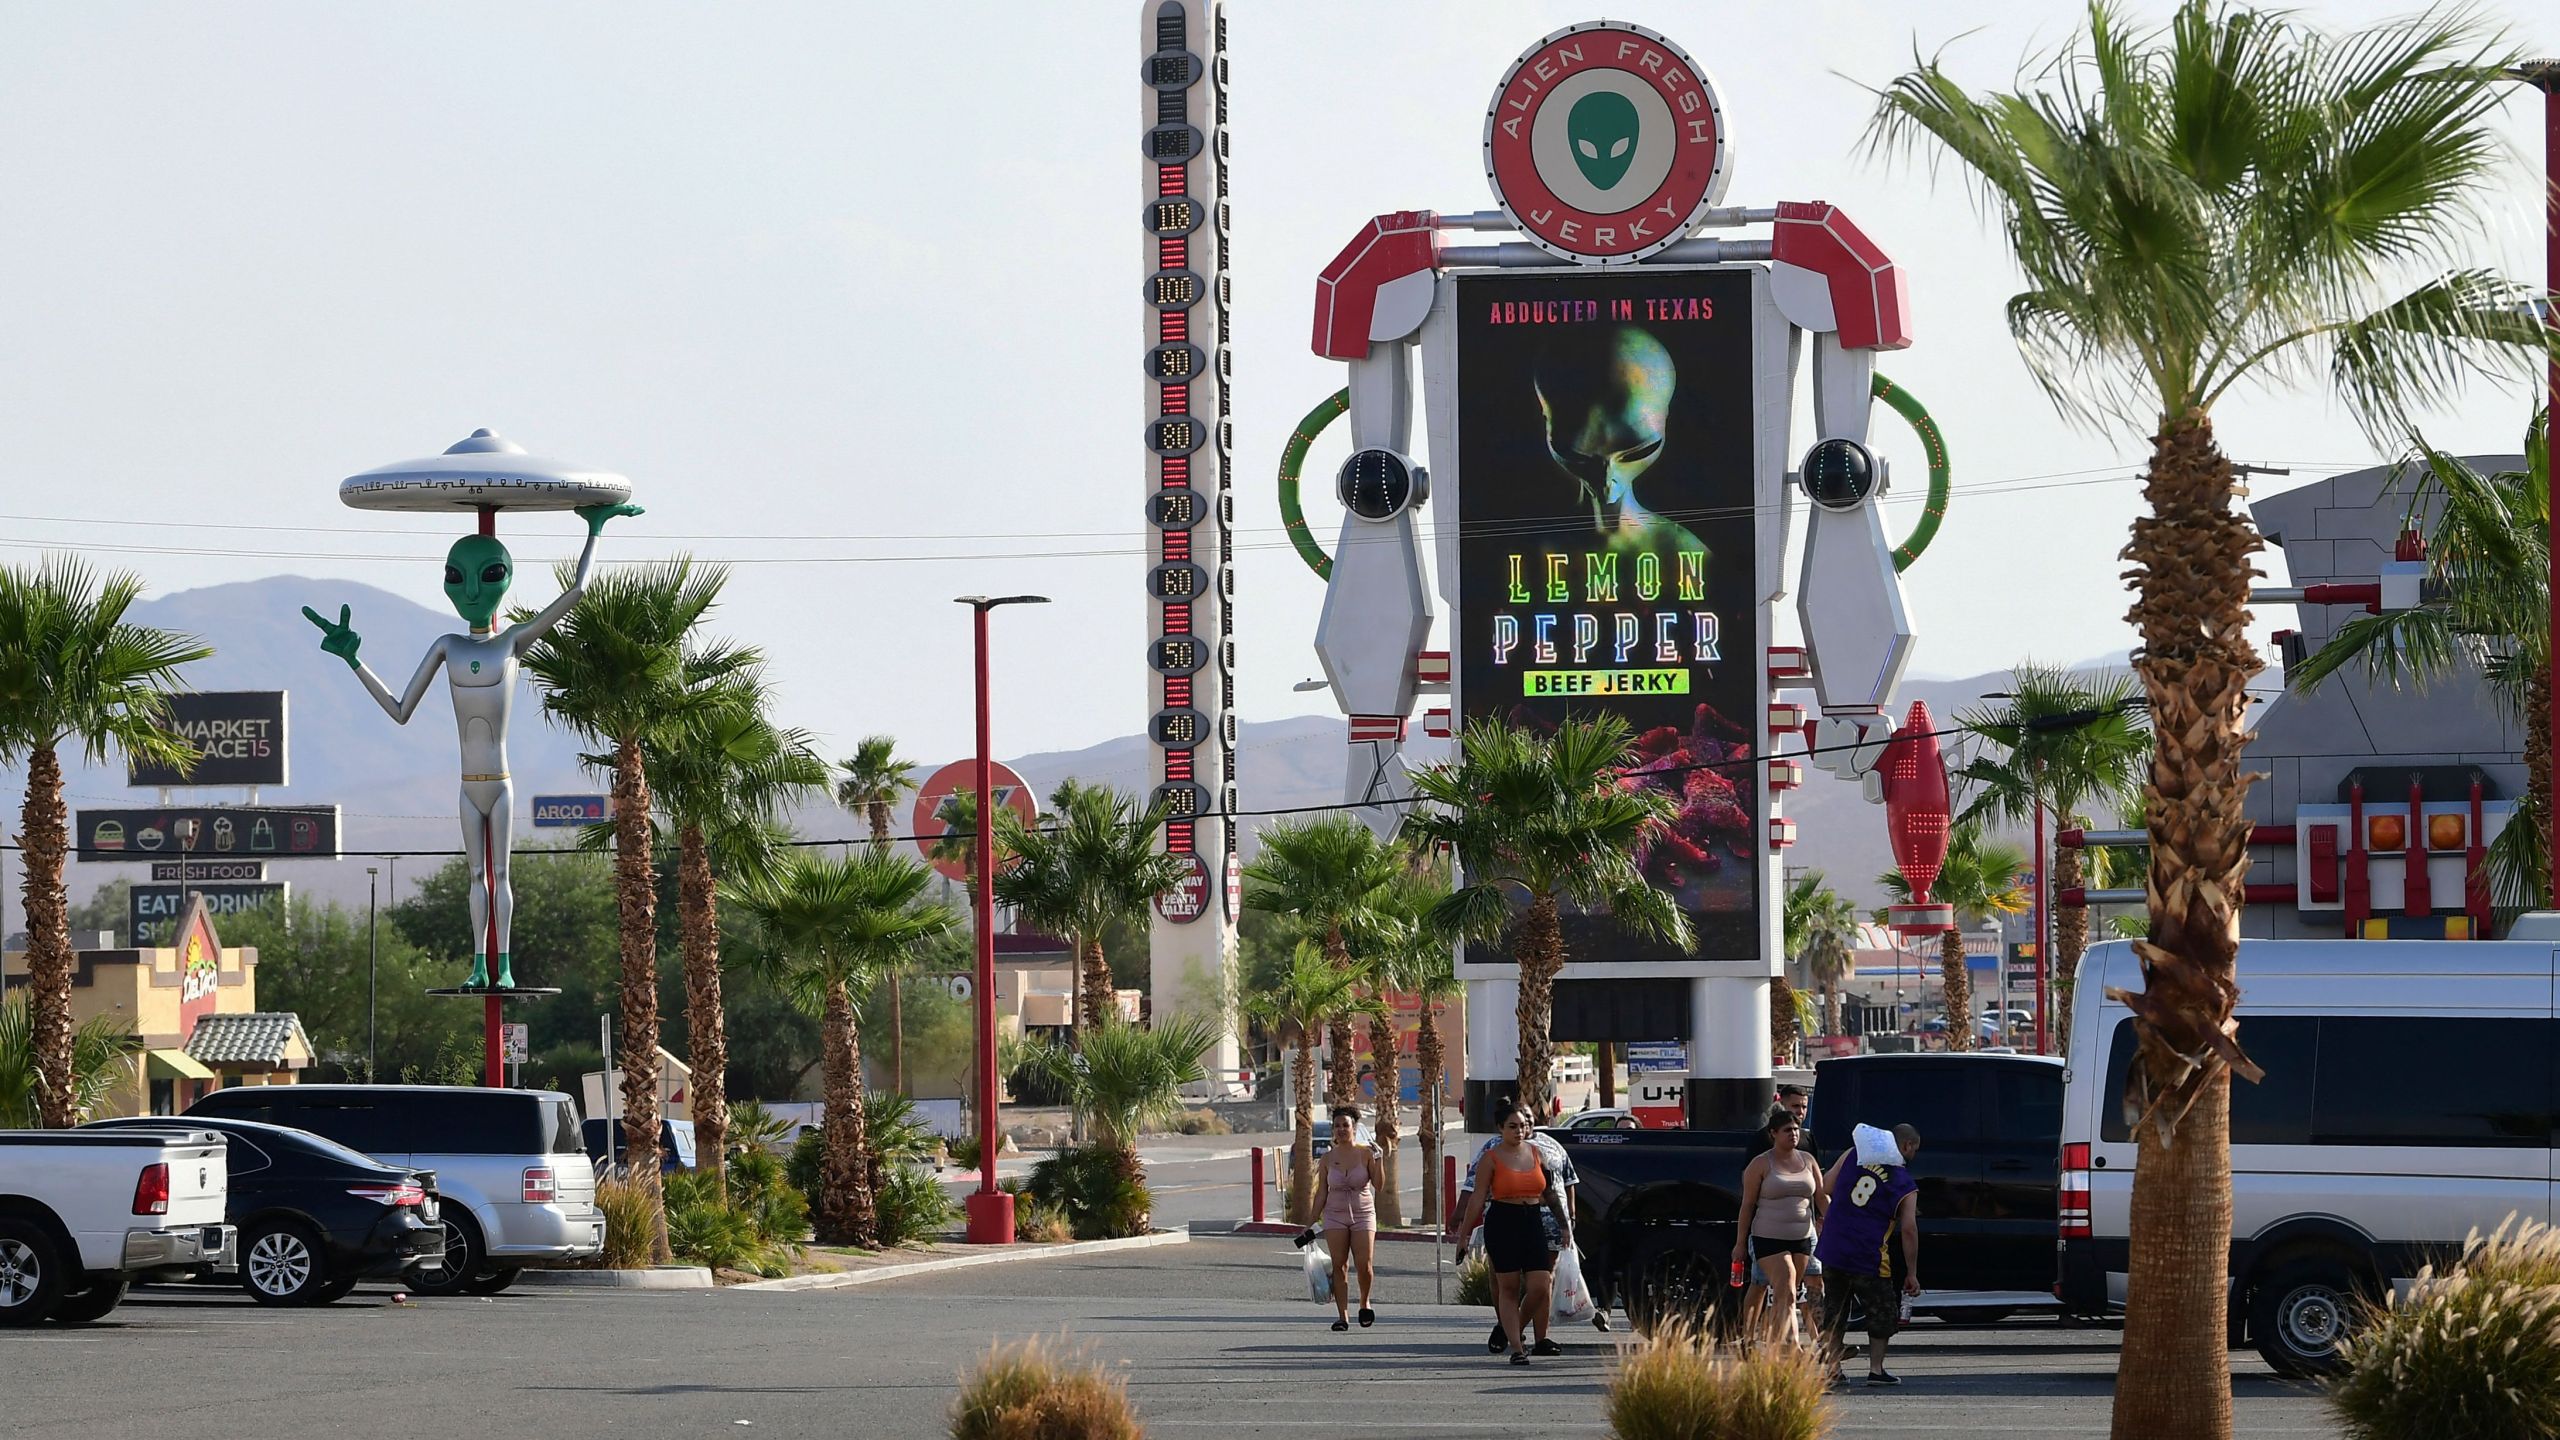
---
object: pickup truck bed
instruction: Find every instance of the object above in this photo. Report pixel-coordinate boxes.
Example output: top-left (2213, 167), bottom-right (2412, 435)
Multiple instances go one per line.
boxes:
top-left (0, 1129), bottom-right (235, 1324)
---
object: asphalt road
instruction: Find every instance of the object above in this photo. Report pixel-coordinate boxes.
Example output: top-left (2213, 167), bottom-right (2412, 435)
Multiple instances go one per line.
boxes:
top-left (4, 1238), bottom-right (2342, 1440)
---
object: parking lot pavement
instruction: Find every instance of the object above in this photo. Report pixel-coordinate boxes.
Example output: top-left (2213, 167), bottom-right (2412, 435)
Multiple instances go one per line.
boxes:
top-left (1, 1238), bottom-right (2338, 1440)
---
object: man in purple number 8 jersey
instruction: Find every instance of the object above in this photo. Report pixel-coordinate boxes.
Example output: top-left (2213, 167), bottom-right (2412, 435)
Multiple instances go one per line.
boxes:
top-left (1813, 1123), bottom-right (1924, 1389)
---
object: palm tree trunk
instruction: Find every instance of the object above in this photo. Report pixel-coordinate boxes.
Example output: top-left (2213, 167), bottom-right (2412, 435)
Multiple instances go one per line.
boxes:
top-left (1078, 935), bottom-right (1115, 1033)
top-left (865, 802), bottom-right (906, 1089)
top-left (609, 739), bottom-right (669, 1261)
top-left (1938, 931), bottom-right (1972, 1052)
top-left (1770, 976), bottom-right (1802, 1066)
top-left (20, 745), bottom-right (73, 1129)
top-left (1287, 1033), bottom-right (1319, 1225)
top-left (1595, 1041), bottom-right (1616, 1107)
top-left (1416, 1005), bottom-right (1445, 1228)
top-left (1514, 895), bottom-right (1563, 1118)
top-left (2111, 411), bottom-right (2260, 1440)
top-left (2053, 839), bottom-right (2089, 1055)
top-left (1322, 927), bottom-right (1357, 1107)
top-left (1820, 983), bottom-right (1841, 1037)
top-left (676, 824), bottom-right (727, 1197)
top-left (816, 976), bottom-right (878, 1246)
top-left (1366, 1011), bottom-right (1403, 1228)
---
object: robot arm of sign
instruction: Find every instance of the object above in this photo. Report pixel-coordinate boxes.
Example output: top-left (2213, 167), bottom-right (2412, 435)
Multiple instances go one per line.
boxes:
top-left (510, 503), bottom-right (642, 650)
top-left (1770, 201), bottom-right (1917, 804)
top-left (1310, 213), bottom-right (1441, 809)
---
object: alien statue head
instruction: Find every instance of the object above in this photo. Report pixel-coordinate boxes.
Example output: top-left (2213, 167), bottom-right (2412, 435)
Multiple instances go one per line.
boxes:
top-left (1566, 90), bottom-right (1641, 191)
top-left (1535, 324), bottom-right (1677, 528)
top-left (444, 533), bottom-right (513, 632)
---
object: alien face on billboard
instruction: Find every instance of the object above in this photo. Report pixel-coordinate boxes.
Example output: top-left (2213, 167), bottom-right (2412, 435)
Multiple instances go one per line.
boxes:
top-left (1566, 91), bottom-right (1641, 190)
top-left (1536, 324), bottom-right (1675, 513)
top-left (443, 533), bottom-right (513, 631)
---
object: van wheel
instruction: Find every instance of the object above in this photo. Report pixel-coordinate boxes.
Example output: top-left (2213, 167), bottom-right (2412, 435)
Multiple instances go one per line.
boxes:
top-left (0, 1221), bottom-right (68, 1326)
top-left (1627, 1237), bottom-right (1730, 1338)
top-left (2250, 1256), bottom-right (2366, 1377)
top-left (462, 1266), bottom-right (521, 1296)
top-left (409, 1213), bottom-right (483, 1298)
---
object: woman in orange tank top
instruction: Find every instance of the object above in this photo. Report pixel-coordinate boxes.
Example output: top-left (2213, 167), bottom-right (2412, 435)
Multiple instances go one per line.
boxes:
top-left (1451, 1106), bottom-right (1573, 1366)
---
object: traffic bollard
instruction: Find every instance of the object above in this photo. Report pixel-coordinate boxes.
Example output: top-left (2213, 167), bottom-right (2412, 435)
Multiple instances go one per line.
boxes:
top-left (1250, 1146), bottom-right (1267, 1224)
top-left (1443, 1153), bottom-right (1459, 1237)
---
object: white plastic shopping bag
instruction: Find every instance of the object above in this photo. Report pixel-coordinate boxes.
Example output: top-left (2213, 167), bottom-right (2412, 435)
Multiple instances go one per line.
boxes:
top-left (1551, 1246), bottom-right (1597, 1325)
top-left (1851, 1123), bottom-right (1905, 1167)
top-left (1304, 1246), bottom-right (1333, 1303)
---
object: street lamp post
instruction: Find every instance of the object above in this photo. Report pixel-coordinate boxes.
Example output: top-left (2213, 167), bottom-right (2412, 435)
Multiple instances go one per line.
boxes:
top-left (957, 594), bottom-right (1048, 1246)
top-left (366, 867), bottom-right (380, 1083)
top-left (1985, 917), bottom-right (2006, 1048)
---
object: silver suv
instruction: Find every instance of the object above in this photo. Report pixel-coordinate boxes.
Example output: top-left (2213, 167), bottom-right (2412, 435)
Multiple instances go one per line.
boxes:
top-left (189, 1085), bottom-right (603, 1296)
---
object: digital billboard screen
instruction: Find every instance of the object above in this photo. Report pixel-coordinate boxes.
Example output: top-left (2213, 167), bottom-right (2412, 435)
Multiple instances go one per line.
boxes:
top-left (1454, 266), bottom-right (1761, 965)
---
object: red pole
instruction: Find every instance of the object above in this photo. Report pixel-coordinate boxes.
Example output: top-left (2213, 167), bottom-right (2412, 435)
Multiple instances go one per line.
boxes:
top-left (1443, 1153), bottom-right (1459, 1239)
top-left (2032, 801), bottom-right (2049, 1056)
top-left (964, 602), bottom-right (1014, 1245)
top-left (1250, 1147), bottom-right (1267, 1224)
top-left (2543, 76), bottom-right (2558, 909)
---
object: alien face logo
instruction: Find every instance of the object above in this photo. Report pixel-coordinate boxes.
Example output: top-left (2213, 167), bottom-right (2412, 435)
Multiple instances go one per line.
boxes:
top-left (1566, 91), bottom-right (1640, 190)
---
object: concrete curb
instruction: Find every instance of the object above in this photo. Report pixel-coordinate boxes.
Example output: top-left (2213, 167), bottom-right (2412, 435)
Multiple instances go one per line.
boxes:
top-left (518, 1265), bottom-right (715, 1290)
top-left (1227, 1220), bottom-right (1447, 1245)
top-left (735, 1230), bottom-right (1190, 1292)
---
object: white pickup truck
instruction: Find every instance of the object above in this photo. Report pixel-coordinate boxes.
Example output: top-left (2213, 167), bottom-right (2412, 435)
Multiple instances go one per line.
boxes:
top-left (0, 1128), bottom-right (234, 1324)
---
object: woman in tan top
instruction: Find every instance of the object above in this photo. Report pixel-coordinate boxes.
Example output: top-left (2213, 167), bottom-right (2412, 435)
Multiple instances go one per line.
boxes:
top-left (1732, 1104), bottom-right (1828, 1346)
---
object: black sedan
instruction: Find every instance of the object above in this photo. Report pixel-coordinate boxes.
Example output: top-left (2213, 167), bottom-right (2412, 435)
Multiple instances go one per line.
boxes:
top-left (82, 1116), bottom-right (444, 1305)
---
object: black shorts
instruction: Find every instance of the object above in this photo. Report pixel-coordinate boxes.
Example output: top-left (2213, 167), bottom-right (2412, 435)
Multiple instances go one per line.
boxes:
top-left (1821, 1270), bottom-right (1904, 1345)
top-left (1751, 1235), bottom-right (1812, 1259)
top-left (1482, 1203), bottom-right (1550, 1275)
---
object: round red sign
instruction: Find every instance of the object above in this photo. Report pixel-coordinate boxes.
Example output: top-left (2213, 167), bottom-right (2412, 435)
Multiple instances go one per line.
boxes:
top-left (911, 759), bottom-right (1040, 884)
top-left (1482, 21), bottom-right (1729, 265)
top-left (1158, 852), bottom-right (1211, 925)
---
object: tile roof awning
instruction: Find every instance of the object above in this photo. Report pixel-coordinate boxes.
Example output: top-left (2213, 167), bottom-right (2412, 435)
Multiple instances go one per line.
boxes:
top-left (185, 1012), bottom-right (313, 1069)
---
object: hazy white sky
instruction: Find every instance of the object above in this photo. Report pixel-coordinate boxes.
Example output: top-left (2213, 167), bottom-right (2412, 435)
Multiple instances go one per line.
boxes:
top-left (0, 0), bottom-right (2549, 767)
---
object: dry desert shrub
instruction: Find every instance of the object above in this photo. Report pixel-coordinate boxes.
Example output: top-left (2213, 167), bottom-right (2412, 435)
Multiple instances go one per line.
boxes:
top-left (949, 1336), bottom-right (1144, 1440)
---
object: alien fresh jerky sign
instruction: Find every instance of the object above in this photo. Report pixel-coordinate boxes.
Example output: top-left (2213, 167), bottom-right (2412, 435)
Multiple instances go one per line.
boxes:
top-left (1454, 266), bottom-right (1760, 961)
top-left (1482, 20), bottom-right (1729, 265)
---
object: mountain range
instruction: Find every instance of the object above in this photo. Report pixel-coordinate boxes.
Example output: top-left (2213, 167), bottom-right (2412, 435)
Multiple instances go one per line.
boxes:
top-left (14, 576), bottom-right (2105, 926)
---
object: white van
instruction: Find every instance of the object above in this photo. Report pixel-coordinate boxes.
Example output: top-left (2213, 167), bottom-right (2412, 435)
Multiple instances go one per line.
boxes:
top-left (2059, 928), bottom-right (2558, 1376)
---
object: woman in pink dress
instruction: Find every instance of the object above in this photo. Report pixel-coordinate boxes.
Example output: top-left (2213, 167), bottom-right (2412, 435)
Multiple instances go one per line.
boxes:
top-left (1321, 1103), bottom-right (1382, 1330)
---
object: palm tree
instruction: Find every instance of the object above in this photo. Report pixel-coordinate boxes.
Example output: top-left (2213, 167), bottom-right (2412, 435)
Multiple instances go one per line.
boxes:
top-left (1401, 717), bottom-right (1688, 1117)
top-left (1379, 870), bottom-right (1463, 1227)
top-left (1241, 816), bottom-right (1407, 1107)
top-left (1880, 826), bottom-right (2030, 1052)
top-left (0, 558), bottom-right (207, 1127)
top-left (1015, 1014), bottom-right (1219, 1157)
top-left (520, 557), bottom-right (750, 1251)
top-left (0, 991), bottom-right (138, 1127)
top-left (1784, 871), bottom-right (1861, 1036)
top-left (1244, 942), bottom-right (1376, 1224)
top-left (834, 735), bottom-right (918, 1090)
top-left (834, 735), bottom-right (916, 846)
top-left (2294, 417), bottom-right (2552, 910)
top-left (995, 785), bottom-right (1190, 1033)
top-left (642, 672), bottom-right (828, 1193)
top-left (723, 848), bottom-right (957, 1246)
top-left (1869, 7), bottom-right (2554, 1429)
top-left (1956, 664), bottom-right (2151, 1053)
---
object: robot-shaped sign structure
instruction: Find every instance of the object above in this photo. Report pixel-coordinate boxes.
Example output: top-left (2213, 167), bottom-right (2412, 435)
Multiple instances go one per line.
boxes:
top-left (304, 429), bottom-right (640, 991)
top-left (1292, 20), bottom-right (1949, 1127)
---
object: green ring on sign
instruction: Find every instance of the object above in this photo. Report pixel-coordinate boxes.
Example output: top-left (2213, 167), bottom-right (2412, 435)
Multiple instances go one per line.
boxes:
top-left (1277, 388), bottom-right (1349, 579)
top-left (1274, 374), bottom-right (1949, 579)
top-left (1872, 373), bottom-right (1951, 571)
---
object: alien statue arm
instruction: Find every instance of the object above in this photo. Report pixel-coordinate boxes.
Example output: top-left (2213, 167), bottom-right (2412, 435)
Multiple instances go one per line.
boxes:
top-left (301, 602), bottom-right (448, 725)
top-left (509, 502), bottom-right (643, 651)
